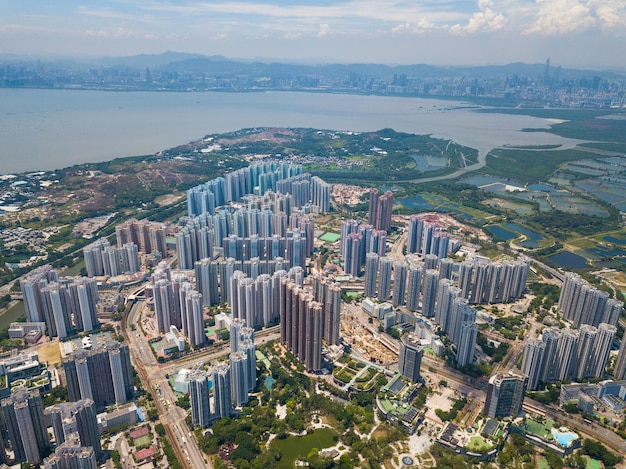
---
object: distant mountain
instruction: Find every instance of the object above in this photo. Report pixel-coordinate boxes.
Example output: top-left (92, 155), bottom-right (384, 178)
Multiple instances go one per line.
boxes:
top-left (96, 51), bottom-right (227, 69)
top-left (1, 51), bottom-right (624, 80)
top-left (154, 57), bottom-right (626, 79)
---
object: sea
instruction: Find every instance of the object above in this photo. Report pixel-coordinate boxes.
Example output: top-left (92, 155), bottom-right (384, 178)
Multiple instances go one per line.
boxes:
top-left (0, 88), bottom-right (586, 175)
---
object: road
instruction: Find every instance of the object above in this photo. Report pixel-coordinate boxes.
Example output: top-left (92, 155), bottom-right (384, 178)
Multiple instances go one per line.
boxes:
top-left (123, 300), bottom-right (281, 469)
top-left (122, 300), bottom-right (211, 469)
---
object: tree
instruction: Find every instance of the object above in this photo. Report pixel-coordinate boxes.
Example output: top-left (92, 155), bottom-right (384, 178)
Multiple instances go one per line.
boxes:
top-left (155, 423), bottom-right (166, 437)
top-left (582, 439), bottom-right (622, 467)
top-left (110, 449), bottom-right (122, 469)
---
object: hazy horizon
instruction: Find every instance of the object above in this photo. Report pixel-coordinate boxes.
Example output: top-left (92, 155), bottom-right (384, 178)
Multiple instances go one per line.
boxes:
top-left (2, 1), bottom-right (625, 69)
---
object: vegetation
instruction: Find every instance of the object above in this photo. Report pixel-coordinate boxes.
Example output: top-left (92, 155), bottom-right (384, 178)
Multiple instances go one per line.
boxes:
top-left (162, 435), bottom-right (184, 469)
top-left (435, 398), bottom-right (467, 422)
top-left (484, 148), bottom-right (602, 183)
top-left (529, 210), bottom-right (620, 239)
top-left (527, 383), bottom-right (561, 405)
top-left (195, 342), bottom-right (403, 469)
top-left (477, 333), bottom-right (510, 363)
top-left (582, 439), bottom-right (623, 468)
top-left (42, 386), bottom-right (69, 407)
top-left (528, 282), bottom-right (561, 312)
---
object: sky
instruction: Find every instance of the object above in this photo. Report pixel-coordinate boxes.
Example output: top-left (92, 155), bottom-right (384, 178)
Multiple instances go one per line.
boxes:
top-left (1, 0), bottom-right (625, 68)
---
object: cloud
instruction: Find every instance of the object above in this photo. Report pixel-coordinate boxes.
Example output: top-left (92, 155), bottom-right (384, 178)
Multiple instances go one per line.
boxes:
top-left (83, 27), bottom-right (155, 39)
top-left (450, 0), bottom-right (507, 34)
top-left (137, 1), bottom-right (464, 25)
top-left (317, 23), bottom-right (330, 37)
top-left (284, 32), bottom-right (302, 39)
top-left (525, 0), bottom-right (626, 35)
top-left (77, 6), bottom-right (155, 23)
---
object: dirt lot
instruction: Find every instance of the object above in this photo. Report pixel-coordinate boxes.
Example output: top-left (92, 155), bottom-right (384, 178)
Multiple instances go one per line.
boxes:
top-left (36, 341), bottom-right (62, 365)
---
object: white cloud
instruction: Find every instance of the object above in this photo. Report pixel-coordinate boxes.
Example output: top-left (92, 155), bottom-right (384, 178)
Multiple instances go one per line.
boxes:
top-left (317, 23), bottom-right (330, 37)
top-left (83, 27), bottom-right (155, 39)
top-left (391, 23), bottom-right (411, 33)
top-left (450, 0), bottom-right (507, 34)
top-left (391, 18), bottom-right (438, 34)
top-left (284, 32), bottom-right (302, 39)
top-left (525, 0), bottom-right (626, 35)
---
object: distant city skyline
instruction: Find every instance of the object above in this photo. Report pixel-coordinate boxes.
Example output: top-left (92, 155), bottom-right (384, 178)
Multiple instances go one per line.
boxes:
top-left (1, 1), bottom-right (625, 69)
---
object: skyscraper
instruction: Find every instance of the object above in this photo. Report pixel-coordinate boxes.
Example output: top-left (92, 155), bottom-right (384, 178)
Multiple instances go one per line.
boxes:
top-left (392, 261), bottom-right (407, 307)
top-left (368, 189), bottom-right (380, 229)
top-left (43, 442), bottom-right (97, 469)
top-left (539, 328), bottom-right (560, 384)
top-left (280, 279), bottom-right (324, 372)
top-left (456, 321), bottom-right (477, 367)
top-left (406, 263), bottom-right (423, 311)
top-left (368, 189), bottom-right (394, 232)
top-left (82, 239), bottom-right (109, 277)
top-left (399, 334), bottom-right (423, 383)
top-left (73, 400), bottom-right (102, 459)
top-left (406, 215), bottom-right (424, 254)
top-left (189, 370), bottom-right (211, 427)
top-left (62, 341), bottom-right (133, 409)
top-left (484, 372), bottom-right (527, 418)
top-left (1, 388), bottom-right (49, 464)
top-left (377, 257), bottom-right (393, 302)
top-left (239, 339), bottom-right (257, 391)
top-left (421, 269), bottom-right (439, 317)
top-left (230, 351), bottom-right (250, 407)
top-left (555, 329), bottom-right (579, 382)
top-left (212, 363), bottom-right (232, 420)
top-left (364, 252), bottom-right (379, 298)
top-left (521, 338), bottom-right (546, 391)
top-left (589, 323), bottom-right (616, 379)
top-left (558, 272), bottom-right (622, 328)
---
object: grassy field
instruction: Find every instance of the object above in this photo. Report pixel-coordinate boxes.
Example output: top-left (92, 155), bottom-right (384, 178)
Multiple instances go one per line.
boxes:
top-left (567, 238), bottom-right (597, 249)
top-left (270, 428), bottom-right (337, 469)
top-left (465, 436), bottom-right (493, 452)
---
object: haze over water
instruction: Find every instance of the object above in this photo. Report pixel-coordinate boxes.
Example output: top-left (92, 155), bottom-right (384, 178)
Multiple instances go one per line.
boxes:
top-left (0, 89), bottom-right (585, 175)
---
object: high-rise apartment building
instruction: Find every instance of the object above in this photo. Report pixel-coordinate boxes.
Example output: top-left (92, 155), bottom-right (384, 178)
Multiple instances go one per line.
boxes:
top-left (558, 273), bottom-right (622, 328)
top-left (421, 269), bottom-right (439, 317)
top-left (368, 189), bottom-right (393, 232)
top-left (43, 441), bottom-right (97, 469)
top-left (211, 363), bottom-right (232, 420)
top-left (406, 263), bottom-right (423, 311)
top-left (115, 218), bottom-right (167, 257)
top-left (21, 268), bottom-right (99, 338)
top-left (377, 257), bottom-right (393, 301)
top-left (1, 388), bottom-right (49, 464)
top-left (521, 338), bottom-right (546, 391)
top-left (456, 321), bottom-right (478, 367)
top-left (230, 351), bottom-right (250, 407)
top-left (280, 279), bottom-right (324, 372)
top-left (62, 341), bottom-right (133, 409)
top-left (392, 261), bottom-right (407, 307)
top-left (364, 252), bottom-right (379, 298)
top-left (312, 276), bottom-right (342, 346)
top-left (189, 370), bottom-right (211, 427)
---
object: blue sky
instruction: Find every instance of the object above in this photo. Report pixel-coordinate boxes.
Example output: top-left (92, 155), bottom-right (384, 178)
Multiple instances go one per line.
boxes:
top-left (1, 0), bottom-right (625, 68)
